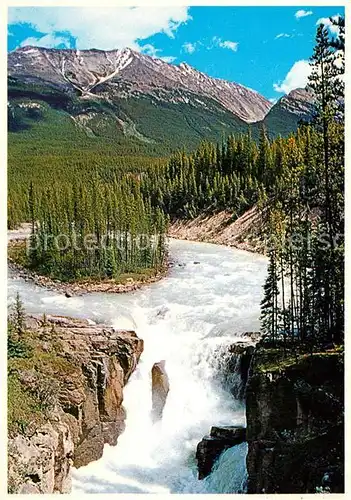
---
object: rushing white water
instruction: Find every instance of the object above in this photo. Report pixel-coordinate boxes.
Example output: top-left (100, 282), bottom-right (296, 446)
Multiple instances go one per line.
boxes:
top-left (8, 238), bottom-right (267, 494)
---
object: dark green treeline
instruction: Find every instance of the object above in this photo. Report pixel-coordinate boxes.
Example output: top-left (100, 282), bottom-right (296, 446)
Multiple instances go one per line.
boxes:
top-left (27, 177), bottom-right (168, 281)
top-left (260, 18), bottom-right (344, 350)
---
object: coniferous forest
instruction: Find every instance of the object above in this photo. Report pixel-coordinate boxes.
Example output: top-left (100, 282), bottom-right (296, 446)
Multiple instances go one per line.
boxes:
top-left (7, 9), bottom-right (345, 496)
top-left (8, 19), bottom-right (344, 346)
top-left (26, 177), bottom-right (168, 281)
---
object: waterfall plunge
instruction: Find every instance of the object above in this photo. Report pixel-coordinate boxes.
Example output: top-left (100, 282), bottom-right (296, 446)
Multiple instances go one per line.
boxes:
top-left (8, 238), bottom-right (267, 494)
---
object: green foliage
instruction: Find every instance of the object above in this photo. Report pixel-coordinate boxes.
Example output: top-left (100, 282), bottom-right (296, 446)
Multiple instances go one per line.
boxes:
top-left (260, 250), bottom-right (279, 344)
top-left (7, 333), bottom-right (31, 359)
top-left (7, 313), bottom-right (77, 436)
top-left (260, 19), bottom-right (344, 351)
top-left (7, 297), bottom-right (32, 359)
top-left (9, 292), bottom-right (26, 336)
top-left (7, 374), bottom-right (44, 436)
top-left (143, 133), bottom-right (261, 220)
top-left (24, 175), bottom-right (168, 281)
top-left (258, 101), bottom-right (312, 140)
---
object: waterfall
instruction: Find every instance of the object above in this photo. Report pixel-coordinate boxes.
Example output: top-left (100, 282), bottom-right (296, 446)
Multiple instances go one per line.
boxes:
top-left (203, 443), bottom-right (248, 493)
top-left (8, 238), bottom-right (267, 494)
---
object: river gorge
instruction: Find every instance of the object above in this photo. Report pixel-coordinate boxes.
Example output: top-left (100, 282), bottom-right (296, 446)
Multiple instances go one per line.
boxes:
top-left (8, 238), bottom-right (268, 493)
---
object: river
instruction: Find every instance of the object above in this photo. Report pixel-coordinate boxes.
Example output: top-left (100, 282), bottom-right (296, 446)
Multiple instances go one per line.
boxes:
top-left (8, 238), bottom-right (267, 494)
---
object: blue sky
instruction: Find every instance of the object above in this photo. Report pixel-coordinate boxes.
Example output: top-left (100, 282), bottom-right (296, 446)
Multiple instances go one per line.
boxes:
top-left (7, 6), bottom-right (344, 101)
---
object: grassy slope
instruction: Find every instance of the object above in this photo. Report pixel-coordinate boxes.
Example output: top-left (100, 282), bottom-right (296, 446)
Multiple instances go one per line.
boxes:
top-left (8, 327), bottom-right (77, 437)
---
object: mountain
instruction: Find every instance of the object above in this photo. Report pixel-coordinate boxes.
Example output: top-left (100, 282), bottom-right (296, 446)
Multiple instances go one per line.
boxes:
top-left (8, 46), bottom-right (271, 123)
top-left (7, 46), bottom-right (314, 157)
top-left (255, 88), bottom-right (315, 138)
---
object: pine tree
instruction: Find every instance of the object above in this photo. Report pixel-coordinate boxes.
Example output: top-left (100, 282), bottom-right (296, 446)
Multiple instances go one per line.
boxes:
top-left (308, 20), bottom-right (344, 343)
top-left (261, 249), bottom-right (280, 345)
top-left (10, 292), bottom-right (26, 337)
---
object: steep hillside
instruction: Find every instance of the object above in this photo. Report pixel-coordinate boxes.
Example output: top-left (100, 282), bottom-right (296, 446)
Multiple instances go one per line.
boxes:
top-left (7, 46), bottom-right (272, 158)
top-left (8, 75), bottom-right (249, 158)
top-left (254, 88), bottom-right (315, 138)
top-left (168, 205), bottom-right (268, 254)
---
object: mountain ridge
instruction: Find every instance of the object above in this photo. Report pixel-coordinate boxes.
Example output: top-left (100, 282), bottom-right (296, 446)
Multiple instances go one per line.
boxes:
top-left (8, 46), bottom-right (315, 156)
top-left (257, 87), bottom-right (315, 138)
top-left (8, 45), bottom-right (272, 123)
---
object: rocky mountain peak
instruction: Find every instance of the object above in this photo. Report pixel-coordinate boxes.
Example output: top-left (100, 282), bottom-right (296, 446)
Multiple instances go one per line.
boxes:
top-left (287, 87), bottom-right (314, 100)
top-left (278, 87), bottom-right (315, 117)
top-left (8, 46), bottom-right (272, 123)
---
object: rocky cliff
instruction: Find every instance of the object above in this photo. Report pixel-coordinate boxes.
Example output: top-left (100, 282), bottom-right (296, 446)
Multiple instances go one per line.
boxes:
top-left (7, 315), bottom-right (143, 494)
top-left (195, 334), bottom-right (258, 480)
top-left (245, 344), bottom-right (344, 493)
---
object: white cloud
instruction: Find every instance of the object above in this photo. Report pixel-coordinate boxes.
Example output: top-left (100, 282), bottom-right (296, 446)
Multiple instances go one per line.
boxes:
top-left (8, 7), bottom-right (191, 50)
top-left (295, 9), bottom-right (313, 19)
top-left (20, 33), bottom-right (71, 49)
top-left (220, 40), bottom-right (238, 51)
top-left (140, 44), bottom-right (159, 57)
top-left (161, 56), bottom-right (177, 63)
top-left (275, 33), bottom-right (291, 39)
top-left (140, 43), bottom-right (175, 63)
top-left (183, 42), bottom-right (196, 54)
top-left (183, 38), bottom-right (239, 54)
top-left (212, 36), bottom-right (238, 52)
top-left (273, 60), bottom-right (311, 94)
top-left (316, 14), bottom-right (341, 34)
top-left (269, 98), bottom-right (278, 104)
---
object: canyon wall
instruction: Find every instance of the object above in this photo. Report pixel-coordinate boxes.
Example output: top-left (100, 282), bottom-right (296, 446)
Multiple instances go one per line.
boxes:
top-left (245, 344), bottom-right (344, 493)
top-left (8, 315), bottom-right (143, 493)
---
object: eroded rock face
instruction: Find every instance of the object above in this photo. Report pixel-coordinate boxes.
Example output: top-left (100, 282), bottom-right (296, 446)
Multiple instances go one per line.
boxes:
top-left (212, 334), bottom-right (258, 401)
top-left (151, 360), bottom-right (170, 422)
top-left (8, 421), bottom-right (73, 494)
top-left (194, 336), bottom-right (257, 481)
top-left (8, 315), bottom-right (144, 493)
top-left (196, 426), bottom-right (246, 479)
top-left (226, 340), bottom-right (257, 399)
top-left (245, 346), bottom-right (344, 493)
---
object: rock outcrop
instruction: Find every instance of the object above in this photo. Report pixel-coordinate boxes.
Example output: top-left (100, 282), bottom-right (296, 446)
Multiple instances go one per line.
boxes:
top-left (245, 344), bottom-right (344, 493)
top-left (254, 87), bottom-right (315, 138)
top-left (8, 314), bottom-right (143, 493)
top-left (196, 426), bottom-right (246, 479)
top-left (8, 422), bottom-right (74, 494)
top-left (151, 360), bottom-right (170, 422)
top-left (224, 340), bottom-right (257, 399)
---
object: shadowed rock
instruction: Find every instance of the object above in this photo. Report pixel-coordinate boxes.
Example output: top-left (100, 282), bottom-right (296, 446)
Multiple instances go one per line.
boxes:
top-left (246, 344), bottom-right (344, 493)
top-left (196, 426), bottom-right (246, 479)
